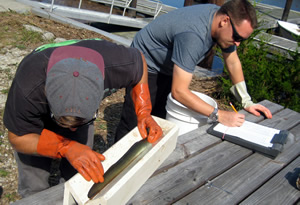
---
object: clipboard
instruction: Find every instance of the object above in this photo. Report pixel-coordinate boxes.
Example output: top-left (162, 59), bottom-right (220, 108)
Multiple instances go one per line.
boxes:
top-left (207, 121), bottom-right (289, 159)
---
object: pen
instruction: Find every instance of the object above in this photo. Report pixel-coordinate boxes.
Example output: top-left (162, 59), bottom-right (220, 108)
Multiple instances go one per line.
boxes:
top-left (230, 102), bottom-right (238, 113)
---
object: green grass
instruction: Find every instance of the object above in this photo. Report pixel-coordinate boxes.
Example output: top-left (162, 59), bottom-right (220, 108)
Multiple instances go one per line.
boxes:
top-left (4, 192), bottom-right (19, 202)
top-left (15, 29), bottom-right (44, 49)
top-left (0, 11), bottom-right (49, 49)
top-left (97, 123), bottom-right (107, 130)
top-left (1, 89), bottom-right (9, 95)
top-left (0, 169), bottom-right (9, 177)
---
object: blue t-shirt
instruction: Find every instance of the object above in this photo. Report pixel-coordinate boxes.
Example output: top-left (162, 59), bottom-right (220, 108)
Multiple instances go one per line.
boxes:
top-left (132, 4), bottom-right (235, 75)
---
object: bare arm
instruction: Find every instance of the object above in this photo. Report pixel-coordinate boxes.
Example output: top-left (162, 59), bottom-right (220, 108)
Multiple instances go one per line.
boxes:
top-left (223, 50), bottom-right (245, 84)
top-left (8, 131), bottom-right (39, 155)
top-left (171, 64), bottom-right (245, 127)
top-left (171, 64), bottom-right (215, 116)
top-left (137, 53), bottom-right (148, 84)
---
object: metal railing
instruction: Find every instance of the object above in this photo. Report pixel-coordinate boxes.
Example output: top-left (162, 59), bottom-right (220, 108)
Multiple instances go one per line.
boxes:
top-left (50, 0), bottom-right (83, 12)
top-left (50, 0), bottom-right (163, 22)
top-left (89, 0), bottom-right (163, 21)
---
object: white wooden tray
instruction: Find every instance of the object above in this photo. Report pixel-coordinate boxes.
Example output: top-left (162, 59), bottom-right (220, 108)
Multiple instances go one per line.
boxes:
top-left (63, 116), bottom-right (179, 205)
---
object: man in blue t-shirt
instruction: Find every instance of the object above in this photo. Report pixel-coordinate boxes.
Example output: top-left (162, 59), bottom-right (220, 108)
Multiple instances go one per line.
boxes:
top-left (116, 0), bottom-right (272, 140)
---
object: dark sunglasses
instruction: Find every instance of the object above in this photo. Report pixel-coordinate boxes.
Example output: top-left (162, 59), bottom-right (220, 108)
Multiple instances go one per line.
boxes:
top-left (51, 111), bottom-right (98, 128)
top-left (228, 17), bottom-right (247, 42)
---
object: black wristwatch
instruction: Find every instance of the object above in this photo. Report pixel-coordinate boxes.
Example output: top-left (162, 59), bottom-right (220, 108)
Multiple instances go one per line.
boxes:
top-left (208, 108), bottom-right (218, 124)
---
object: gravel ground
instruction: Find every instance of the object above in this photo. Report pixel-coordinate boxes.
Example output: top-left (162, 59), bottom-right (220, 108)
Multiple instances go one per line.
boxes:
top-left (0, 46), bottom-right (31, 204)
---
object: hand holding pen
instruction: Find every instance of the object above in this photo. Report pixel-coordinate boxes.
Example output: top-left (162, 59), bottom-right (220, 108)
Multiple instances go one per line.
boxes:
top-left (216, 102), bottom-right (245, 127)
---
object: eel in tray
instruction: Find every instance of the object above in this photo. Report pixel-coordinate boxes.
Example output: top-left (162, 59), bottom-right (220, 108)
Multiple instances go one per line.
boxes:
top-left (88, 138), bottom-right (153, 199)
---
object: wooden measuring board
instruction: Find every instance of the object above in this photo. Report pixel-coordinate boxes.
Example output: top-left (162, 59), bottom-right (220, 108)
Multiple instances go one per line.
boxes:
top-left (63, 116), bottom-right (179, 205)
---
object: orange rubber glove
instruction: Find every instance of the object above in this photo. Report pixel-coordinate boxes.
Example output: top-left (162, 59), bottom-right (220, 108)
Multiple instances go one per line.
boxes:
top-left (132, 83), bottom-right (163, 143)
top-left (37, 129), bottom-right (105, 183)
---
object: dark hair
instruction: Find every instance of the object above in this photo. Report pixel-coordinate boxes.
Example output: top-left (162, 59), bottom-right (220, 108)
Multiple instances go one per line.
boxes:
top-left (55, 116), bottom-right (86, 128)
top-left (217, 0), bottom-right (258, 29)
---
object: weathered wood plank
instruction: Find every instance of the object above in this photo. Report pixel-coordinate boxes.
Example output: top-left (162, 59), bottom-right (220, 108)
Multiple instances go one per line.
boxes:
top-left (155, 100), bottom-right (283, 174)
top-left (183, 132), bottom-right (220, 156)
top-left (259, 108), bottom-right (300, 131)
top-left (177, 124), bottom-right (212, 144)
top-left (174, 111), bottom-right (300, 205)
top-left (135, 100), bottom-right (286, 203)
top-left (259, 100), bottom-right (284, 113)
top-left (240, 100), bottom-right (284, 123)
top-left (11, 183), bottom-right (64, 205)
top-left (174, 154), bottom-right (280, 205)
top-left (127, 142), bottom-right (252, 204)
top-left (289, 121), bottom-right (300, 136)
top-left (175, 132), bottom-right (300, 205)
top-left (240, 156), bottom-right (300, 205)
top-left (154, 124), bottom-right (221, 175)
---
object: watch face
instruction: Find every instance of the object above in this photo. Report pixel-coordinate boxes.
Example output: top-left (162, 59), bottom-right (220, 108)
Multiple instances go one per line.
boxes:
top-left (208, 108), bottom-right (218, 123)
top-left (212, 114), bottom-right (218, 122)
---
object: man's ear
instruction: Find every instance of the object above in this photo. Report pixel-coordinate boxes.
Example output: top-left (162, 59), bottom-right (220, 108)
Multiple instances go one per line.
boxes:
top-left (220, 15), bottom-right (229, 28)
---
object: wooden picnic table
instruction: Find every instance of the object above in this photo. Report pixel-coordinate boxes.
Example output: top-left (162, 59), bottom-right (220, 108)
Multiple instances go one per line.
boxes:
top-left (12, 100), bottom-right (300, 205)
top-left (128, 100), bottom-right (300, 204)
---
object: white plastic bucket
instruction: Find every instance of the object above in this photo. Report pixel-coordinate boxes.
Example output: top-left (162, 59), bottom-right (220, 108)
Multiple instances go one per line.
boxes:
top-left (165, 91), bottom-right (217, 136)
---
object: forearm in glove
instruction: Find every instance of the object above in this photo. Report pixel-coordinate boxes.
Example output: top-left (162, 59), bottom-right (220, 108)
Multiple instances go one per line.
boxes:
top-left (37, 129), bottom-right (105, 183)
top-left (132, 83), bottom-right (163, 143)
top-left (230, 81), bottom-right (254, 108)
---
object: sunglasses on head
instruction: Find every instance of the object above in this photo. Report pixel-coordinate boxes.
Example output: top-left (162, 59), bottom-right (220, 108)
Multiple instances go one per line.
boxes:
top-left (226, 14), bottom-right (247, 42)
top-left (51, 111), bottom-right (98, 128)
